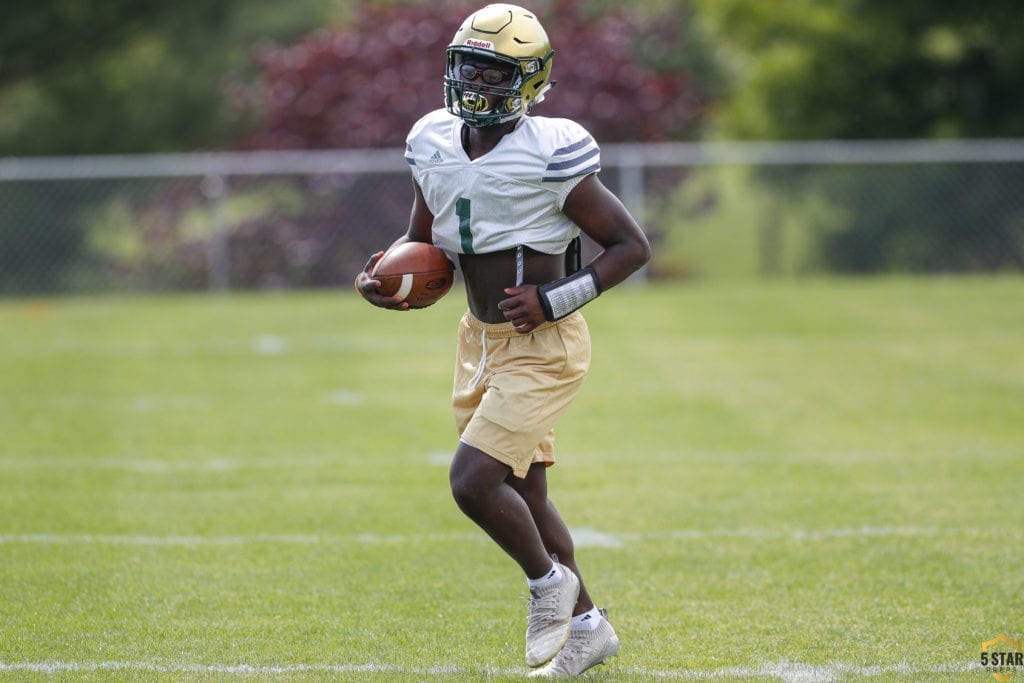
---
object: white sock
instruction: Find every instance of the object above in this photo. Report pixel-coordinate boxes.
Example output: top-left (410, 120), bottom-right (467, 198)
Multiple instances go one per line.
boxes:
top-left (527, 562), bottom-right (562, 590)
top-left (572, 606), bottom-right (602, 631)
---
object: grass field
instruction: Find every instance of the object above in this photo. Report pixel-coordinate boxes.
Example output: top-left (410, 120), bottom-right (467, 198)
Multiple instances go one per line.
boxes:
top-left (1, 277), bottom-right (1023, 681)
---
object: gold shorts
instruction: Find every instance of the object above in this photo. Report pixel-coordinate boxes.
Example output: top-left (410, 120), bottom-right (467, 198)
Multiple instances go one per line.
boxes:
top-left (452, 310), bottom-right (591, 478)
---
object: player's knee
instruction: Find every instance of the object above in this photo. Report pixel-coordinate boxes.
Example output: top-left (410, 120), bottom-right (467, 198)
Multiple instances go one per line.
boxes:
top-left (449, 471), bottom-right (485, 514)
top-left (449, 443), bottom-right (504, 508)
top-left (449, 459), bottom-right (479, 506)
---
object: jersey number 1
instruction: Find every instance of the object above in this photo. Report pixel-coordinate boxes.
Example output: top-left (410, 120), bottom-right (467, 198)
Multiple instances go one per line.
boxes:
top-left (456, 197), bottom-right (475, 254)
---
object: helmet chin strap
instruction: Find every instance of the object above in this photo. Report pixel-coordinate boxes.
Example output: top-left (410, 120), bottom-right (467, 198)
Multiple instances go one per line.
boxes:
top-left (532, 82), bottom-right (555, 106)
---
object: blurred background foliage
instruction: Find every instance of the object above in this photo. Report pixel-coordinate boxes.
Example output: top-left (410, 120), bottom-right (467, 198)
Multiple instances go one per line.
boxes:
top-left (1, 0), bottom-right (1023, 292)
top-left (2, 0), bottom-right (1023, 155)
top-left (693, 0), bottom-right (1024, 140)
top-left (237, 0), bottom-right (716, 148)
top-left (0, 0), bottom-right (348, 155)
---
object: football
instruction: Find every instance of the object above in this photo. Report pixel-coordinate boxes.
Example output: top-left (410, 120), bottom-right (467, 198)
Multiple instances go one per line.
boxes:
top-left (370, 242), bottom-right (456, 309)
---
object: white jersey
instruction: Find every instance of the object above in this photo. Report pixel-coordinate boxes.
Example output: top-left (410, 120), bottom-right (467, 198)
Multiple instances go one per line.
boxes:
top-left (404, 109), bottom-right (600, 256)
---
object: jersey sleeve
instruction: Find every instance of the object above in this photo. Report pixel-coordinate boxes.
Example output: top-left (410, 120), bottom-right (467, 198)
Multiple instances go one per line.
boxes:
top-left (541, 119), bottom-right (601, 209)
top-left (404, 111), bottom-right (435, 186)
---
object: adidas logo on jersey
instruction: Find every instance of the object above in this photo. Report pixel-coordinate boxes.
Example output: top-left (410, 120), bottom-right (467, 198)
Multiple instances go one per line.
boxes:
top-left (429, 150), bottom-right (443, 164)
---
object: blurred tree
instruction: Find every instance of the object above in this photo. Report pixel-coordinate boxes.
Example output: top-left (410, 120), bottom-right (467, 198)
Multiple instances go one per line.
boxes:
top-left (692, 0), bottom-right (1024, 273)
top-left (693, 0), bottom-right (1024, 139)
top-left (0, 0), bottom-right (344, 292)
top-left (237, 0), bottom-right (717, 149)
top-left (0, 0), bottom-right (341, 155)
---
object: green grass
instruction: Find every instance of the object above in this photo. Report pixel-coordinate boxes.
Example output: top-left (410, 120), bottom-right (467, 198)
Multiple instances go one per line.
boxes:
top-left (1, 277), bottom-right (1023, 681)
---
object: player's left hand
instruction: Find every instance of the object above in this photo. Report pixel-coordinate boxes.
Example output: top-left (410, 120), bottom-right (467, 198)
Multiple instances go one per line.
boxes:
top-left (355, 251), bottom-right (410, 310)
top-left (499, 285), bottom-right (544, 334)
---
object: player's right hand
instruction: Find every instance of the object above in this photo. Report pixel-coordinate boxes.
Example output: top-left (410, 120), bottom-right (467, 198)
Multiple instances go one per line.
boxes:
top-left (354, 252), bottom-right (410, 310)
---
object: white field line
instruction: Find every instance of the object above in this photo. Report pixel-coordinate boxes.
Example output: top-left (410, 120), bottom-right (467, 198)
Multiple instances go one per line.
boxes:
top-left (0, 454), bottom-right (329, 472)
top-left (578, 525), bottom-right (1003, 547)
top-left (0, 532), bottom-right (482, 546)
top-left (0, 526), bottom-right (1002, 549)
top-left (0, 659), bottom-right (984, 680)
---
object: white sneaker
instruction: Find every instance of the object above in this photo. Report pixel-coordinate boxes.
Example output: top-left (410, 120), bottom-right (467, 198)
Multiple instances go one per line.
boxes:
top-left (528, 612), bottom-right (620, 677)
top-left (525, 563), bottom-right (580, 667)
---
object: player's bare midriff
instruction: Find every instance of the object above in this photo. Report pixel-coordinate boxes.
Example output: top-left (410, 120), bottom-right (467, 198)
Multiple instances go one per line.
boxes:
top-left (459, 247), bottom-right (566, 324)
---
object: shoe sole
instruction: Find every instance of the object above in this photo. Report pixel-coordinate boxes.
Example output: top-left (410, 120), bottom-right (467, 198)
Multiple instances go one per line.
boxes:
top-left (528, 627), bottom-right (572, 668)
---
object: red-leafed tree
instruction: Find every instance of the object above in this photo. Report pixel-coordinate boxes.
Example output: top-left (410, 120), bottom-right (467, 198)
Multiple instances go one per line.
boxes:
top-left (234, 0), bottom-right (713, 149)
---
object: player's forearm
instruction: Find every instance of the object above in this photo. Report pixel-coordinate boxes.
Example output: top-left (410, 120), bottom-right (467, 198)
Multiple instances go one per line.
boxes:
top-left (587, 235), bottom-right (651, 291)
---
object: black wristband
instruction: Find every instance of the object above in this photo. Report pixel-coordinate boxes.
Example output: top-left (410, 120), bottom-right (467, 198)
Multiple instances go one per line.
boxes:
top-left (537, 266), bottom-right (602, 321)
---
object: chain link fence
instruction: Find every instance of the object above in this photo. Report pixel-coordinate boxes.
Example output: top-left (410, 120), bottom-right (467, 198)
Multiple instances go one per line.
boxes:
top-left (2, 139), bottom-right (1023, 295)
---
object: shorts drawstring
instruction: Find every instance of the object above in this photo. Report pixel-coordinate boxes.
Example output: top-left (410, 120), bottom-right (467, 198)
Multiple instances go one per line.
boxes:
top-left (461, 309), bottom-right (560, 390)
top-left (468, 327), bottom-right (487, 389)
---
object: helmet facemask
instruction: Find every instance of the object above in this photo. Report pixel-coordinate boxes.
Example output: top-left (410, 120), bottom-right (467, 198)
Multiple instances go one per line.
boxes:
top-left (445, 49), bottom-right (530, 127)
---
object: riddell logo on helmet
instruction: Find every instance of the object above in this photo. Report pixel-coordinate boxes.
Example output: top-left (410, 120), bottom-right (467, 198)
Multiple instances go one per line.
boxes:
top-left (465, 38), bottom-right (494, 49)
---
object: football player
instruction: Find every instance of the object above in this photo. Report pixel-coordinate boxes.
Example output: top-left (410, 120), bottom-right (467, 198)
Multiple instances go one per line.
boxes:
top-left (355, 3), bottom-right (650, 676)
